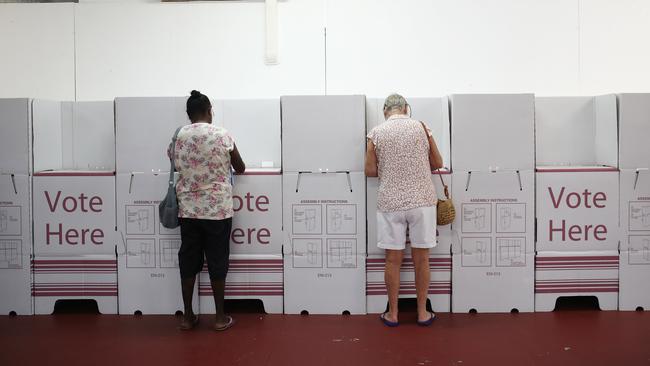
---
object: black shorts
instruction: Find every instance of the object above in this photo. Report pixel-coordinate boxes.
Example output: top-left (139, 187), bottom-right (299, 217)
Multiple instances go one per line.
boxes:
top-left (178, 217), bottom-right (232, 281)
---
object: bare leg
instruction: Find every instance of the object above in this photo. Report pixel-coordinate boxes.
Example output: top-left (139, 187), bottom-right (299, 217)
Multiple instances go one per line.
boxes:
top-left (210, 279), bottom-right (229, 328)
top-left (412, 247), bottom-right (431, 322)
top-left (180, 276), bottom-right (197, 329)
top-left (384, 249), bottom-right (403, 323)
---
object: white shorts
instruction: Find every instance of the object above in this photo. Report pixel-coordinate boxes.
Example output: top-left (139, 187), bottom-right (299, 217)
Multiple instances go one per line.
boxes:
top-left (377, 205), bottom-right (437, 250)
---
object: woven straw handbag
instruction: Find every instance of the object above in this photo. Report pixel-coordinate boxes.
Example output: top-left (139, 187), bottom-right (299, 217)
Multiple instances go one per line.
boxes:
top-left (435, 170), bottom-right (455, 226)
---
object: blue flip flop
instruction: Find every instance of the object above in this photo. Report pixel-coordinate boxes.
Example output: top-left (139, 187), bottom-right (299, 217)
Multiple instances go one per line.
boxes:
top-left (380, 312), bottom-right (399, 327)
top-left (417, 312), bottom-right (436, 327)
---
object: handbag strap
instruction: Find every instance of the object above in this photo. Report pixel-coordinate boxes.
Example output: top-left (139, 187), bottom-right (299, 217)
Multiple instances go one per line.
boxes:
top-left (168, 126), bottom-right (183, 187)
top-left (419, 121), bottom-right (450, 200)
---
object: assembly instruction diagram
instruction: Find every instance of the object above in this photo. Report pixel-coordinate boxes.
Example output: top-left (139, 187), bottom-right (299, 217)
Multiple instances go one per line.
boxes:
top-left (496, 237), bottom-right (526, 267)
top-left (0, 206), bottom-right (22, 236)
top-left (496, 203), bottom-right (526, 233)
top-left (292, 238), bottom-right (323, 268)
top-left (461, 203), bottom-right (491, 233)
top-left (326, 205), bottom-right (357, 235)
top-left (123, 203), bottom-right (181, 269)
top-left (126, 238), bottom-right (156, 268)
top-left (160, 239), bottom-right (181, 268)
top-left (0, 239), bottom-right (22, 268)
top-left (629, 202), bottom-right (650, 231)
top-left (292, 205), bottom-right (322, 235)
top-left (327, 239), bottom-right (357, 268)
top-left (461, 237), bottom-right (492, 267)
top-left (629, 235), bottom-right (650, 265)
top-left (291, 200), bottom-right (360, 269)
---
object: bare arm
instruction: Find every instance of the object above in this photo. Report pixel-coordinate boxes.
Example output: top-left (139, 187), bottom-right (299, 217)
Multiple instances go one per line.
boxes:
top-left (230, 143), bottom-right (246, 174)
top-left (365, 139), bottom-right (378, 177)
top-left (420, 122), bottom-right (444, 170)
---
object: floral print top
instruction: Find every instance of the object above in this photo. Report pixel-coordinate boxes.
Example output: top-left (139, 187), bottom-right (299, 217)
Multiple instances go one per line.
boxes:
top-left (367, 114), bottom-right (437, 212)
top-left (167, 123), bottom-right (235, 220)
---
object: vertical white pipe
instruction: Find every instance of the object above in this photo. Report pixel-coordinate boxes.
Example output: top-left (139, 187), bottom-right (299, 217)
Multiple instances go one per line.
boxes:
top-left (265, 0), bottom-right (279, 65)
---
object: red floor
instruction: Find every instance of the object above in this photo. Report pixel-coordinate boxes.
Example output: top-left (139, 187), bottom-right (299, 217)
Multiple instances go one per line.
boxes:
top-left (1, 309), bottom-right (649, 366)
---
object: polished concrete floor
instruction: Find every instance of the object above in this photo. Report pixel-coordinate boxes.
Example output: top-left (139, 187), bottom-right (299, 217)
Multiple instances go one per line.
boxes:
top-left (1, 301), bottom-right (649, 366)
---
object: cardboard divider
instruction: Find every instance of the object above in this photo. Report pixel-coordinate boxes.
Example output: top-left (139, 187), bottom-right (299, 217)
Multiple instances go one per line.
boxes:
top-left (283, 172), bottom-right (366, 314)
top-left (535, 95), bottom-right (617, 168)
top-left (281, 95), bottom-right (366, 172)
top-left (115, 97), bottom-right (282, 313)
top-left (450, 94), bottom-right (535, 171)
top-left (31, 100), bottom-right (117, 314)
top-left (366, 254), bottom-right (451, 314)
top-left (451, 170), bottom-right (535, 313)
top-left (535, 250), bottom-right (619, 311)
top-left (115, 173), bottom-right (195, 315)
top-left (619, 169), bottom-right (650, 310)
top-left (0, 98), bottom-right (32, 315)
top-left (617, 94), bottom-right (650, 310)
top-left (618, 94), bottom-right (650, 170)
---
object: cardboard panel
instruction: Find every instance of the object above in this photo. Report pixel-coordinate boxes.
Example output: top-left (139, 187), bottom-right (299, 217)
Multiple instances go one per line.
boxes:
top-left (221, 99), bottom-right (281, 169)
top-left (536, 170), bottom-right (619, 252)
top-left (618, 93), bottom-right (650, 170)
top-left (450, 94), bottom-right (534, 171)
top-left (0, 174), bottom-right (32, 314)
top-left (367, 171), bottom-right (452, 256)
top-left (199, 254), bottom-right (283, 314)
top-left (115, 97), bottom-right (188, 173)
top-left (366, 97), bottom-right (450, 169)
top-left (281, 95), bottom-right (366, 172)
top-left (115, 173), bottom-right (186, 314)
top-left (282, 171), bottom-right (366, 314)
top-left (535, 95), bottom-right (617, 167)
top-left (0, 98), bottom-right (31, 174)
top-left (366, 254), bottom-right (451, 314)
top-left (450, 171), bottom-right (535, 313)
top-left (68, 101), bottom-right (116, 170)
top-left (535, 251), bottom-right (619, 312)
top-left (32, 254), bottom-right (117, 315)
top-left (619, 169), bottom-right (650, 311)
top-left (33, 174), bottom-right (116, 257)
top-left (32, 99), bottom-right (63, 173)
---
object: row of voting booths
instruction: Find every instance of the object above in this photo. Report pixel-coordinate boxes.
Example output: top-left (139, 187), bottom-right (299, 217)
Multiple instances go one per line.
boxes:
top-left (0, 93), bottom-right (648, 315)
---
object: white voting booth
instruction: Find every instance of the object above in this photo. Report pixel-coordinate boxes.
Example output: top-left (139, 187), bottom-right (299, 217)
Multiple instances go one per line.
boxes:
top-left (535, 96), bottom-right (619, 311)
top-left (0, 98), bottom-right (33, 315)
top-left (450, 94), bottom-right (535, 313)
top-left (116, 97), bottom-right (283, 314)
top-left (31, 100), bottom-right (117, 314)
top-left (365, 97), bottom-right (452, 313)
top-left (282, 95), bottom-right (367, 314)
top-left (618, 93), bottom-right (650, 311)
top-left (115, 96), bottom-right (192, 315)
top-left (198, 99), bottom-right (283, 314)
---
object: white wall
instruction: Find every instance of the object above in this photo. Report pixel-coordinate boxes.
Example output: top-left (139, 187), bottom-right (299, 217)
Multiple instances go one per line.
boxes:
top-left (0, 0), bottom-right (649, 100)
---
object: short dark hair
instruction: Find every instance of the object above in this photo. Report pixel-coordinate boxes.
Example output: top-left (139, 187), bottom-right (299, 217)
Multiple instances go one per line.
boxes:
top-left (186, 90), bottom-right (211, 121)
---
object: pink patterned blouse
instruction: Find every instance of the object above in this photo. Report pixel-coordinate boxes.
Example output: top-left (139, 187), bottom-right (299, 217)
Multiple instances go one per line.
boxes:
top-left (167, 123), bottom-right (235, 220)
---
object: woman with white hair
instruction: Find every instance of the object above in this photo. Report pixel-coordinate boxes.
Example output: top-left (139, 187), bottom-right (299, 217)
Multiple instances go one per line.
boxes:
top-left (365, 93), bottom-right (444, 327)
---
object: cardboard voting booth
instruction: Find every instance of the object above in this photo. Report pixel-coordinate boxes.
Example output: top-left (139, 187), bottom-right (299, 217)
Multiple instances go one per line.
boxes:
top-left (198, 99), bottom-right (283, 314)
top-left (115, 97), bottom-right (192, 314)
top-left (618, 93), bottom-right (650, 311)
top-left (282, 95), bottom-right (367, 314)
top-left (450, 94), bottom-right (535, 313)
top-left (0, 98), bottom-right (33, 315)
top-left (365, 97), bottom-right (452, 313)
top-left (31, 100), bottom-right (117, 314)
top-left (535, 96), bottom-right (619, 311)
